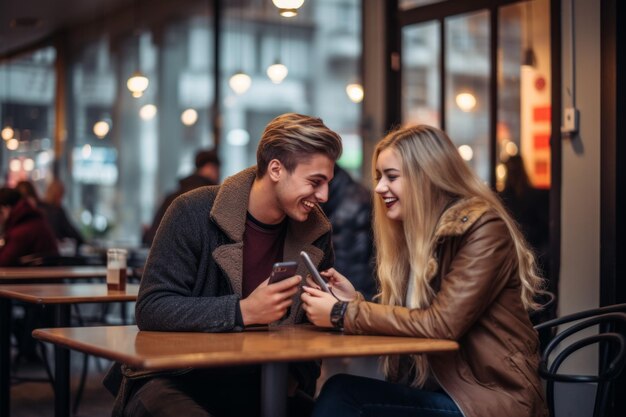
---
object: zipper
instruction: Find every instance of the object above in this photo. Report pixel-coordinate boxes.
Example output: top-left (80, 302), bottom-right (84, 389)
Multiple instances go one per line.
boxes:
top-left (431, 370), bottom-right (468, 417)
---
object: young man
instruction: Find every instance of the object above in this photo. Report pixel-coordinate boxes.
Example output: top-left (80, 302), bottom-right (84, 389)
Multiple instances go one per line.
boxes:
top-left (107, 113), bottom-right (342, 417)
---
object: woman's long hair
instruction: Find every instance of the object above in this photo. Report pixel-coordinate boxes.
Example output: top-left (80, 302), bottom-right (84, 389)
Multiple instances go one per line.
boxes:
top-left (372, 125), bottom-right (544, 386)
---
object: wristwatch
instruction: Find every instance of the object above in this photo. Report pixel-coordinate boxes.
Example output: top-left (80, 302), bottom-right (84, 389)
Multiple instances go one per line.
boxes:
top-left (330, 301), bottom-right (348, 330)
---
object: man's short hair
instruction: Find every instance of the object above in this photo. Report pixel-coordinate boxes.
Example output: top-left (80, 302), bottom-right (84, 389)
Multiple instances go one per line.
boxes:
top-left (256, 113), bottom-right (343, 177)
top-left (0, 187), bottom-right (23, 207)
top-left (195, 149), bottom-right (221, 170)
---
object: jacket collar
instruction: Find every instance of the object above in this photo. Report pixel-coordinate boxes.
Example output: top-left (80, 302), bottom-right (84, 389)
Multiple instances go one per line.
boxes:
top-left (210, 166), bottom-right (332, 297)
top-left (421, 197), bottom-right (491, 283)
top-left (434, 197), bottom-right (491, 239)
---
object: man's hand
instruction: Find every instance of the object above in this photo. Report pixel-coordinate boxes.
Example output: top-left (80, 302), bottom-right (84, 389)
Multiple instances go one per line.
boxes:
top-left (240, 275), bottom-right (301, 326)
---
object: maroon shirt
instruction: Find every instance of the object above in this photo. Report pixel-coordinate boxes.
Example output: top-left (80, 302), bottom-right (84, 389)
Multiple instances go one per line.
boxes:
top-left (241, 212), bottom-right (287, 298)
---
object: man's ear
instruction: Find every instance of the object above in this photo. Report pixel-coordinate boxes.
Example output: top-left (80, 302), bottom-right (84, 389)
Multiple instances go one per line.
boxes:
top-left (267, 159), bottom-right (283, 182)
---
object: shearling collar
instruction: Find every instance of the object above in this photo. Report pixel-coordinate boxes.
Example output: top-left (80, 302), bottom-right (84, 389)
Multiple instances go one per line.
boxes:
top-left (210, 166), bottom-right (332, 299)
top-left (419, 197), bottom-right (491, 287)
top-left (434, 197), bottom-right (491, 238)
top-left (210, 166), bottom-right (331, 244)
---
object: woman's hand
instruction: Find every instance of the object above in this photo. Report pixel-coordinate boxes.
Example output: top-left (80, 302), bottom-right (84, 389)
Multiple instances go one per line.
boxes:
top-left (314, 268), bottom-right (357, 302)
top-left (300, 286), bottom-right (338, 327)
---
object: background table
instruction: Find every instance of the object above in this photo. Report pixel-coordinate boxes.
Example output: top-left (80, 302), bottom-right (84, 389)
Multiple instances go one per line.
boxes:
top-left (33, 325), bottom-right (459, 417)
top-left (0, 266), bottom-right (109, 282)
top-left (0, 283), bottom-right (139, 417)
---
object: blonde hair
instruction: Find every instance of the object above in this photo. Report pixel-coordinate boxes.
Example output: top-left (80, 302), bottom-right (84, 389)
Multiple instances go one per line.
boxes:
top-left (256, 113), bottom-right (343, 177)
top-left (372, 125), bottom-right (544, 387)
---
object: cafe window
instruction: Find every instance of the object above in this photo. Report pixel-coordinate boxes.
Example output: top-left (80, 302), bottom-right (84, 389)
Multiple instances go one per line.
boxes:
top-left (0, 48), bottom-right (56, 195)
top-left (400, 0), bottom-right (551, 188)
top-left (0, 0), bottom-right (362, 247)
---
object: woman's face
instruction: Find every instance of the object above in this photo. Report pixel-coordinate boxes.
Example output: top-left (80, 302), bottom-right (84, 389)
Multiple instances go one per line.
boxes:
top-left (374, 148), bottom-right (403, 221)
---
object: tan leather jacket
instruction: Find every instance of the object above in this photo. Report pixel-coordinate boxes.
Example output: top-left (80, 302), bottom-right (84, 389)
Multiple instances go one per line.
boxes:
top-left (344, 197), bottom-right (548, 417)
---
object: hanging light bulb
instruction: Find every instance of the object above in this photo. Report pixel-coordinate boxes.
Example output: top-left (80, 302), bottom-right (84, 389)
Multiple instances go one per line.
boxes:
top-left (346, 83), bottom-right (364, 103)
top-left (127, 71), bottom-right (149, 98)
top-left (6, 138), bottom-right (19, 151)
top-left (1, 125), bottom-right (14, 141)
top-left (181, 108), bottom-right (198, 126)
top-left (272, 0), bottom-right (305, 17)
top-left (229, 71), bottom-right (252, 95)
top-left (140, 104), bottom-right (157, 120)
top-left (455, 92), bottom-right (477, 112)
top-left (267, 61), bottom-right (288, 84)
top-left (93, 120), bottom-right (110, 138)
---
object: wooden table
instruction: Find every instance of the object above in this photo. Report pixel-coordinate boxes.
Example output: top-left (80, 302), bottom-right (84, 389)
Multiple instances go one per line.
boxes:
top-left (0, 283), bottom-right (139, 417)
top-left (33, 325), bottom-right (459, 417)
top-left (0, 266), bottom-right (109, 281)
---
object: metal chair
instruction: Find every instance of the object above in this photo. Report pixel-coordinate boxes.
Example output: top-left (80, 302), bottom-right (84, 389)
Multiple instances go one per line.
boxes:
top-left (534, 304), bottom-right (626, 417)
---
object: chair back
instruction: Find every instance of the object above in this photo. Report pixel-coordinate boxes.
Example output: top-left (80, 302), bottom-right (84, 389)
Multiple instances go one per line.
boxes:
top-left (534, 304), bottom-right (626, 417)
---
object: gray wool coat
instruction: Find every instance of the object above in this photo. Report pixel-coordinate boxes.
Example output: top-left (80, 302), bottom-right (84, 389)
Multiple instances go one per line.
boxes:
top-left (105, 166), bottom-right (335, 415)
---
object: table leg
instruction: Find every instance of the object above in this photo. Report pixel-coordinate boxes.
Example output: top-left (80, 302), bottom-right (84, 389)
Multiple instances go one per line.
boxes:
top-left (53, 305), bottom-right (71, 417)
top-left (260, 362), bottom-right (287, 417)
top-left (0, 298), bottom-right (12, 417)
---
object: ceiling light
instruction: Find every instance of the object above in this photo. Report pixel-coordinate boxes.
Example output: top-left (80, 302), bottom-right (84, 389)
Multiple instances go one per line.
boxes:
top-left (272, 0), bottom-right (305, 17)
top-left (455, 92), bottom-right (477, 112)
top-left (93, 120), bottom-right (110, 138)
top-left (1, 126), bottom-right (14, 141)
top-left (140, 104), bottom-right (157, 120)
top-left (505, 141), bottom-right (519, 156)
top-left (9, 159), bottom-right (21, 172)
top-left (6, 138), bottom-right (19, 150)
top-left (127, 71), bottom-right (149, 98)
top-left (267, 62), bottom-right (288, 84)
top-left (23, 158), bottom-right (35, 171)
top-left (229, 71), bottom-right (252, 95)
top-left (458, 145), bottom-right (474, 161)
top-left (181, 109), bottom-right (198, 126)
top-left (346, 83), bottom-right (364, 103)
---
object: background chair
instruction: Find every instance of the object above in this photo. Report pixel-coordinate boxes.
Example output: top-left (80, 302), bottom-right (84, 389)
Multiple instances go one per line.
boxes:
top-left (534, 304), bottom-right (626, 417)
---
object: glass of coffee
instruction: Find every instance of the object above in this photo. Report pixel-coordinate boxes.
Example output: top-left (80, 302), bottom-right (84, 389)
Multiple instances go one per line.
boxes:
top-left (107, 248), bottom-right (128, 291)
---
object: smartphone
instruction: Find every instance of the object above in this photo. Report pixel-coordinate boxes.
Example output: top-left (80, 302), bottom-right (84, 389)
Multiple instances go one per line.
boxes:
top-left (300, 251), bottom-right (332, 293)
top-left (269, 261), bottom-right (298, 284)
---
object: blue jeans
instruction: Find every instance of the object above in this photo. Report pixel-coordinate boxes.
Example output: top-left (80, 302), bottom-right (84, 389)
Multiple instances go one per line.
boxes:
top-left (313, 374), bottom-right (463, 417)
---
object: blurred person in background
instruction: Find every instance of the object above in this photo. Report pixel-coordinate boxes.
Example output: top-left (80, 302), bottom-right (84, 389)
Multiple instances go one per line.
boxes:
top-left (0, 186), bottom-right (58, 266)
top-left (0, 186), bottom-right (58, 362)
top-left (16, 179), bottom-right (85, 254)
top-left (498, 155), bottom-right (549, 279)
top-left (499, 155), bottom-right (552, 346)
top-left (321, 165), bottom-right (375, 301)
top-left (142, 148), bottom-right (221, 246)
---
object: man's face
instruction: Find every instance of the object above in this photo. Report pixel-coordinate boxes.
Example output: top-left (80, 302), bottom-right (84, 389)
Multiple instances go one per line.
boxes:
top-left (274, 154), bottom-right (334, 222)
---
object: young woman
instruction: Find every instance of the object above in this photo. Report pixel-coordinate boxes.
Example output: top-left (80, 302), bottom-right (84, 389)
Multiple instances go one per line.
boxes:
top-left (301, 125), bottom-right (547, 417)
